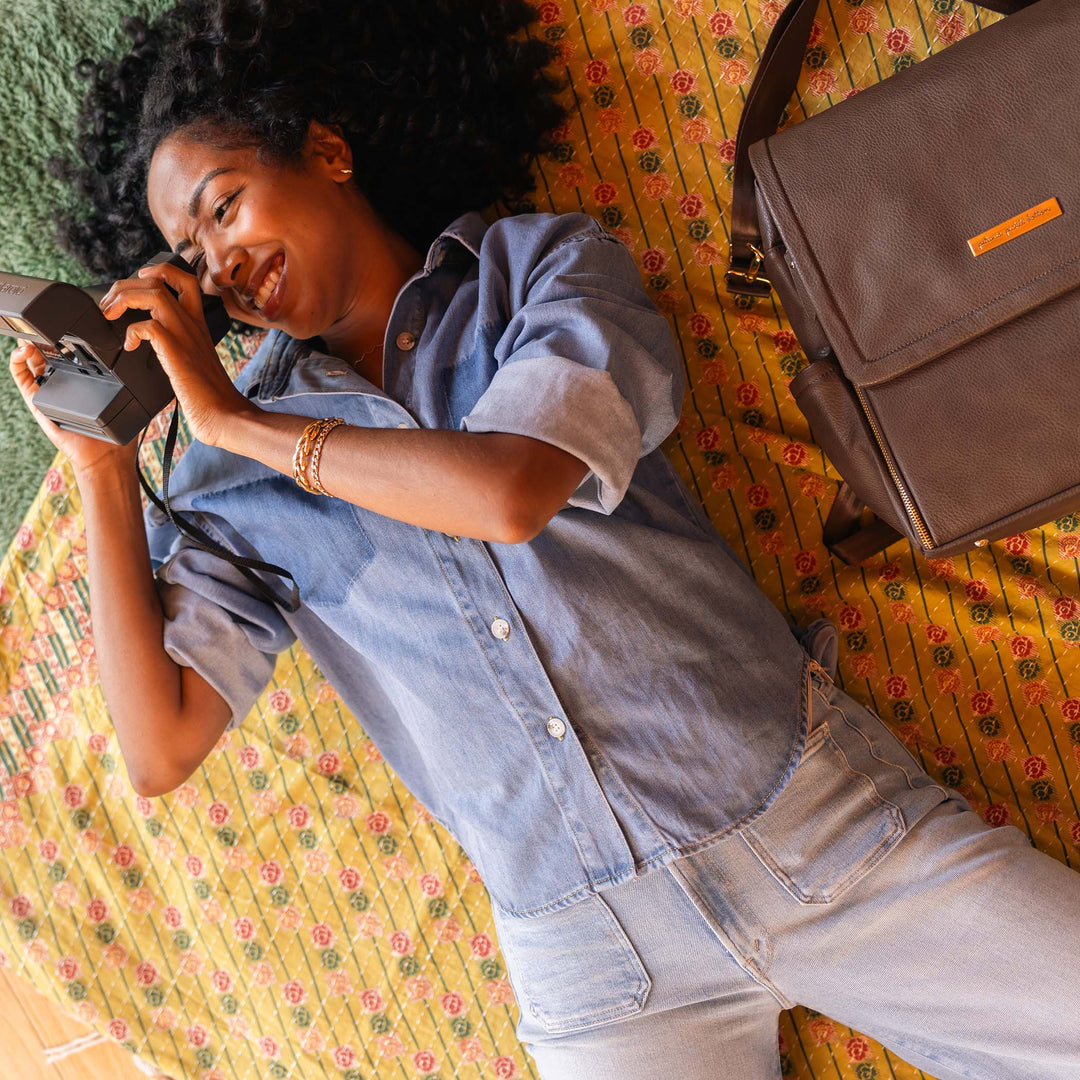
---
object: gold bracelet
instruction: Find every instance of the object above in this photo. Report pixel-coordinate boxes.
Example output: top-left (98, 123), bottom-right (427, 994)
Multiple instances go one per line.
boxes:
top-left (293, 417), bottom-right (343, 494)
top-left (292, 418), bottom-right (328, 494)
top-left (307, 417), bottom-right (346, 496)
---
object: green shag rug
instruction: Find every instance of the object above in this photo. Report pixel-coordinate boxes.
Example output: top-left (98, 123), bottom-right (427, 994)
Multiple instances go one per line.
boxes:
top-left (0, 0), bottom-right (171, 547)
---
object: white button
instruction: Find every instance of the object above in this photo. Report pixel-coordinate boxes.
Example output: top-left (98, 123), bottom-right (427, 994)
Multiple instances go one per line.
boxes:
top-left (396, 331), bottom-right (416, 351)
top-left (490, 618), bottom-right (511, 641)
top-left (546, 717), bottom-right (566, 741)
top-left (397, 422), bottom-right (409, 428)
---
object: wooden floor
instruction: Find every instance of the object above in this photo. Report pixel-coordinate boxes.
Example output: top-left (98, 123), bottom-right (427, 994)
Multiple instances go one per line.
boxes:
top-left (0, 967), bottom-right (150, 1080)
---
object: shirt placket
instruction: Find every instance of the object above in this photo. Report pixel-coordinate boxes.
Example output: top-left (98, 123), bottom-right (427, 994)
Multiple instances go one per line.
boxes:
top-left (423, 529), bottom-right (637, 893)
top-left (382, 278), bottom-right (431, 411)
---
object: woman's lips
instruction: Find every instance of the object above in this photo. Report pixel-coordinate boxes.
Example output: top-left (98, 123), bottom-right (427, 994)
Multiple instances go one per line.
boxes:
top-left (260, 258), bottom-right (286, 321)
top-left (247, 251), bottom-right (286, 321)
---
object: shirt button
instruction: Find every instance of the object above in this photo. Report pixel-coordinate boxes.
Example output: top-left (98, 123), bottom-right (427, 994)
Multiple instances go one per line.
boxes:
top-left (546, 717), bottom-right (567, 741)
top-left (396, 422), bottom-right (409, 429)
top-left (490, 617), bottom-right (511, 641)
top-left (395, 331), bottom-right (416, 351)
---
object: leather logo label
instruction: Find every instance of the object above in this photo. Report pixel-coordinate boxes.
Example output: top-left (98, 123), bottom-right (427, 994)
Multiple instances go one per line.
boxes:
top-left (968, 198), bottom-right (1063, 257)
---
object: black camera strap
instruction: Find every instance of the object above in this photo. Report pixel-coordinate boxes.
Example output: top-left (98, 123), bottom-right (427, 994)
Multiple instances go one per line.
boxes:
top-left (137, 405), bottom-right (301, 614)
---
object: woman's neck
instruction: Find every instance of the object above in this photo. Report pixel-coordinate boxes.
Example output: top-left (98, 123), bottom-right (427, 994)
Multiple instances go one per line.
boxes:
top-left (320, 226), bottom-right (424, 390)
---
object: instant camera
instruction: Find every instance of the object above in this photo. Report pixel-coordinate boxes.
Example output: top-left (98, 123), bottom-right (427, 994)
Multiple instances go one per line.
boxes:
top-left (0, 252), bottom-right (230, 444)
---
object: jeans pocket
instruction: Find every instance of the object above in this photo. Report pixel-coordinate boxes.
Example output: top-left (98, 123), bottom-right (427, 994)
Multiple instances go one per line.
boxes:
top-left (492, 892), bottom-right (651, 1036)
top-left (740, 718), bottom-right (906, 905)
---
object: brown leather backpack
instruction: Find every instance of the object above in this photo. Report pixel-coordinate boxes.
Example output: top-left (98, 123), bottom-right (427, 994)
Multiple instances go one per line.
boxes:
top-left (727, 0), bottom-right (1077, 564)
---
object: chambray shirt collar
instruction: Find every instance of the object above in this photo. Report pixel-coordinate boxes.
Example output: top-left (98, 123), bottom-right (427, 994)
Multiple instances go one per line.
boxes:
top-left (424, 210), bottom-right (487, 270)
top-left (234, 211), bottom-right (488, 403)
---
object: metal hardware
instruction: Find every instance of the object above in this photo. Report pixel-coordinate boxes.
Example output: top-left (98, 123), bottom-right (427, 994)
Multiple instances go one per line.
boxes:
top-left (974, 539), bottom-right (990, 547)
top-left (727, 243), bottom-right (770, 286)
top-left (726, 243), bottom-right (773, 297)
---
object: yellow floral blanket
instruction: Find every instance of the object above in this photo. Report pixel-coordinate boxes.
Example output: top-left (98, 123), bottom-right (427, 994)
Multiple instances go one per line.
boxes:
top-left (1, 3), bottom-right (1076, 1079)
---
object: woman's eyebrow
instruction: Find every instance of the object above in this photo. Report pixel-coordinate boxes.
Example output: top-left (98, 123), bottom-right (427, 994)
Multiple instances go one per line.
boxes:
top-left (188, 167), bottom-right (236, 217)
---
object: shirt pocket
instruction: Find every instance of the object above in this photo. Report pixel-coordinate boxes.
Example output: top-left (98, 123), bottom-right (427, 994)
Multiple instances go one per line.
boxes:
top-left (194, 472), bottom-right (376, 612)
top-left (491, 892), bottom-right (651, 1036)
top-left (739, 705), bottom-right (907, 906)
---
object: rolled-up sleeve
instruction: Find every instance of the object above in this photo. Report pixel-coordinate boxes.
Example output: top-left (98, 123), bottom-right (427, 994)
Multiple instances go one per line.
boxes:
top-left (461, 215), bottom-right (685, 513)
top-left (145, 508), bottom-right (296, 731)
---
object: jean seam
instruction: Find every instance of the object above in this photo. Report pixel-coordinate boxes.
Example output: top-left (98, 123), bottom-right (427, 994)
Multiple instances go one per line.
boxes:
top-left (865, 1029), bottom-right (987, 1080)
top-left (816, 683), bottom-right (943, 799)
top-left (665, 861), bottom-right (795, 1010)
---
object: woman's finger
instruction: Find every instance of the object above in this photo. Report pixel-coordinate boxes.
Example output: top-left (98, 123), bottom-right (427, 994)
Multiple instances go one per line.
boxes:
top-left (121, 318), bottom-right (184, 364)
top-left (99, 276), bottom-right (181, 321)
top-left (23, 343), bottom-right (46, 379)
top-left (101, 280), bottom-right (199, 341)
top-left (104, 281), bottom-right (220, 369)
top-left (9, 341), bottom-right (44, 395)
top-left (97, 275), bottom-right (145, 311)
top-left (137, 261), bottom-right (208, 325)
top-left (9, 343), bottom-right (33, 395)
top-left (9, 344), bottom-right (59, 428)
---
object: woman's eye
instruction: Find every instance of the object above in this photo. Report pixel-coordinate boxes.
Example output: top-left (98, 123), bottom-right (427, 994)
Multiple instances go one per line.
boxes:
top-left (212, 192), bottom-right (238, 222)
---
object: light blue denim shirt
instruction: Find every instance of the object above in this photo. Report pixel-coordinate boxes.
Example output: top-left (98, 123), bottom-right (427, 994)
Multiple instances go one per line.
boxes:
top-left (143, 212), bottom-right (813, 917)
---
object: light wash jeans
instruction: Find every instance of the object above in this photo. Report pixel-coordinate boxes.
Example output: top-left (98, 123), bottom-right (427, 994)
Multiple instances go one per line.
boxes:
top-left (492, 669), bottom-right (1080, 1080)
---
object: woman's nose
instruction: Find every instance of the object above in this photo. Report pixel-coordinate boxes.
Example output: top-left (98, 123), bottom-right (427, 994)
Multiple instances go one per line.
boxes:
top-left (206, 246), bottom-right (243, 292)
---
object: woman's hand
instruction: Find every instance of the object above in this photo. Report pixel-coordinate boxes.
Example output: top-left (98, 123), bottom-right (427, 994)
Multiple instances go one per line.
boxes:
top-left (98, 261), bottom-right (256, 448)
top-left (9, 339), bottom-right (139, 478)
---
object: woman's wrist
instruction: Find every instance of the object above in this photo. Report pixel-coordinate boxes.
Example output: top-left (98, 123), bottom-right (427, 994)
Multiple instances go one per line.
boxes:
top-left (72, 450), bottom-right (140, 496)
top-left (214, 403), bottom-right (310, 470)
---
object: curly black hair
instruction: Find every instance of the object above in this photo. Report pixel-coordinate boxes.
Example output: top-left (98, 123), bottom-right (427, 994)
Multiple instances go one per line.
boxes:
top-left (53, 0), bottom-right (566, 279)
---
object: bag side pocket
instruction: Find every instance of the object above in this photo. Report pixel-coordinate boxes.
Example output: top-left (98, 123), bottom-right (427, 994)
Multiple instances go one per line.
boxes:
top-left (789, 359), bottom-right (910, 537)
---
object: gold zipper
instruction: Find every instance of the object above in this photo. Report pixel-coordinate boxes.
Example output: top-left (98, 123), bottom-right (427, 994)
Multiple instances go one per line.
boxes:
top-left (854, 385), bottom-right (934, 550)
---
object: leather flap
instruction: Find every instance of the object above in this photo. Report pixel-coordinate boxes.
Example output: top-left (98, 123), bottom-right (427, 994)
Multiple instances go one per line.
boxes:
top-left (749, 0), bottom-right (1079, 389)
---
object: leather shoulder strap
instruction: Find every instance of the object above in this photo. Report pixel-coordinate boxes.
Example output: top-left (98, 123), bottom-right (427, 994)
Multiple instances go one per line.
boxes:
top-left (726, 0), bottom-right (1036, 295)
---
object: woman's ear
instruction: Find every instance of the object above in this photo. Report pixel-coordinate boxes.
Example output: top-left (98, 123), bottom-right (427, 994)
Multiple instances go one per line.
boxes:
top-left (302, 120), bottom-right (353, 179)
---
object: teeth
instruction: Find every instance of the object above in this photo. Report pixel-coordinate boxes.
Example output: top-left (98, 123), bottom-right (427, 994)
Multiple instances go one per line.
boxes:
top-left (253, 268), bottom-right (281, 310)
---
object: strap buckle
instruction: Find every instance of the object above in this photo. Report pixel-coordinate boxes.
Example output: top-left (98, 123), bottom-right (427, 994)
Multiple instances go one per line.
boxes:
top-left (725, 243), bottom-right (773, 297)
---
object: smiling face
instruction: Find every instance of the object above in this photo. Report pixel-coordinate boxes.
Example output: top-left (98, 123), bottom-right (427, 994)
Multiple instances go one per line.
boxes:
top-left (146, 121), bottom-right (422, 364)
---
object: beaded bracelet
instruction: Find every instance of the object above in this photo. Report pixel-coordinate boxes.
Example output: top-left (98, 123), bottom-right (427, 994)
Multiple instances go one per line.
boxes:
top-left (293, 417), bottom-right (344, 495)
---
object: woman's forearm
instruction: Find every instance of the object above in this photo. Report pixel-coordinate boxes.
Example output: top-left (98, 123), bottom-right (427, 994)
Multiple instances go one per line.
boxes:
top-left (218, 407), bottom-right (588, 543)
top-left (76, 460), bottom-right (231, 795)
